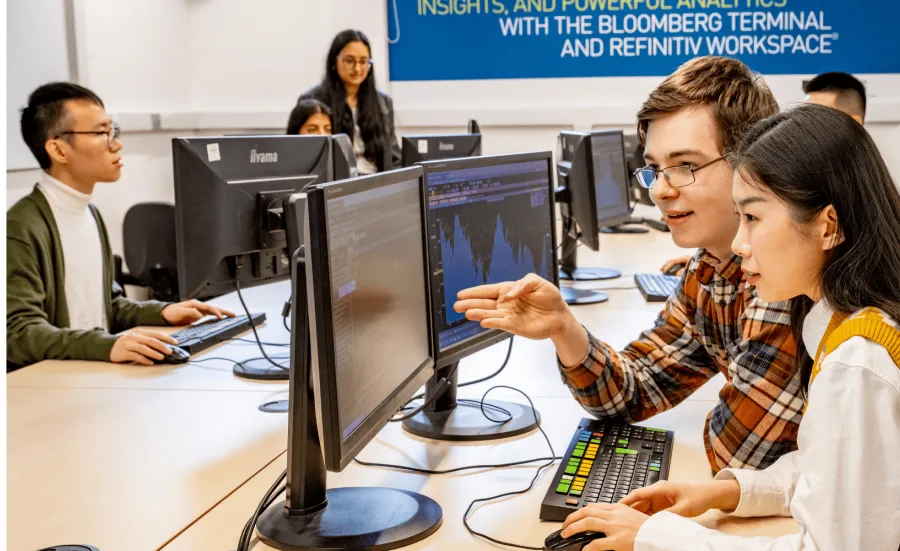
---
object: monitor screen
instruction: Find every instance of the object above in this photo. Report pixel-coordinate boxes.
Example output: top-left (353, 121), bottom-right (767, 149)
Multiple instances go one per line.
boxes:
top-left (425, 156), bottom-right (555, 353)
top-left (321, 177), bottom-right (432, 441)
top-left (590, 132), bottom-right (631, 225)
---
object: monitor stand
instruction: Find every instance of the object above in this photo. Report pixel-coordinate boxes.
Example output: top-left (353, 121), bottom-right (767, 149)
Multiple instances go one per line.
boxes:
top-left (601, 218), bottom-right (650, 234)
top-left (557, 218), bottom-right (617, 305)
top-left (401, 362), bottom-right (540, 441)
top-left (258, 253), bottom-right (442, 550)
top-left (233, 359), bottom-right (290, 381)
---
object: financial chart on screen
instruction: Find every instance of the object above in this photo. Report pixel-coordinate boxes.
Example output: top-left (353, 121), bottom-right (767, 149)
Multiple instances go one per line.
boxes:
top-left (426, 159), bottom-right (553, 350)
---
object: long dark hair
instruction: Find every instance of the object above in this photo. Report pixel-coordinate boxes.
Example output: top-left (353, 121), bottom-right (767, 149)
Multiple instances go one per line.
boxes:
top-left (321, 29), bottom-right (388, 171)
top-left (286, 99), bottom-right (331, 135)
top-left (731, 103), bottom-right (900, 390)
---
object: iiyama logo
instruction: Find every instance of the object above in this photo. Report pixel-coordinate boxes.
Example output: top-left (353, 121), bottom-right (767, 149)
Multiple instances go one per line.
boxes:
top-left (250, 149), bottom-right (278, 163)
top-left (438, 142), bottom-right (455, 152)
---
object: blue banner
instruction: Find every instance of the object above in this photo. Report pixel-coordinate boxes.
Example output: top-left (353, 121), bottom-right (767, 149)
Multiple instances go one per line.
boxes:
top-left (387, 0), bottom-right (900, 81)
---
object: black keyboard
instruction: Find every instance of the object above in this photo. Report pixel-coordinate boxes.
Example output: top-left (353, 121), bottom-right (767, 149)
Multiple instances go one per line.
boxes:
top-left (170, 313), bottom-right (267, 355)
top-left (540, 418), bottom-right (674, 521)
top-left (634, 273), bottom-right (679, 303)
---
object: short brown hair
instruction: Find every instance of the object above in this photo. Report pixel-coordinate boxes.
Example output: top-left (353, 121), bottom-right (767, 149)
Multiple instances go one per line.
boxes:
top-left (637, 56), bottom-right (778, 155)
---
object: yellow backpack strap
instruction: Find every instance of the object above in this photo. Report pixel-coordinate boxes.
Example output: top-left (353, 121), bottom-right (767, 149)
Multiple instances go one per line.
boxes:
top-left (809, 308), bottom-right (900, 392)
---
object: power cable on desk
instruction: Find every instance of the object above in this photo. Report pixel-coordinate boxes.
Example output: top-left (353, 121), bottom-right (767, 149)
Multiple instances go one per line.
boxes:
top-left (237, 469), bottom-right (287, 551)
top-left (462, 386), bottom-right (558, 550)
top-left (233, 277), bottom-right (289, 371)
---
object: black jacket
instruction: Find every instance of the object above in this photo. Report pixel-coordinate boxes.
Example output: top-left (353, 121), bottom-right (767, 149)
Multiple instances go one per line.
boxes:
top-left (299, 84), bottom-right (401, 171)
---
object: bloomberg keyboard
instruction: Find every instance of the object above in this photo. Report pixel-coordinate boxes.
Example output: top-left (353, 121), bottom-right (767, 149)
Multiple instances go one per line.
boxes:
top-left (634, 273), bottom-right (680, 303)
top-left (540, 418), bottom-right (674, 521)
top-left (170, 313), bottom-right (267, 355)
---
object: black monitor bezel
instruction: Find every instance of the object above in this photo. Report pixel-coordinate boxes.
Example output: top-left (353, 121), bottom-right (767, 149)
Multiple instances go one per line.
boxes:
top-left (172, 134), bottom-right (333, 300)
top-left (418, 151), bottom-right (559, 368)
top-left (400, 133), bottom-right (482, 167)
top-left (588, 129), bottom-right (633, 228)
top-left (303, 166), bottom-right (436, 472)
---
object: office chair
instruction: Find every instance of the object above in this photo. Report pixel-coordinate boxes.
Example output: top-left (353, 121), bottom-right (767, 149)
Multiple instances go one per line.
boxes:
top-left (115, 202), bottom-right (180, 302)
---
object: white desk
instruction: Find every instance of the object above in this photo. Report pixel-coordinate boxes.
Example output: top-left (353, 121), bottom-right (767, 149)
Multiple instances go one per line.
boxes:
top-left (162, 398), bottom-right (797, 550)
top-left (7, 386), bottom-right (288, 551)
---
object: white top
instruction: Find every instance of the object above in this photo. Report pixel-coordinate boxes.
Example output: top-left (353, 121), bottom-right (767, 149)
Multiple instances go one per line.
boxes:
top-left (636, 300), bottom-right (900, 551)
top-left (36, 172), bottom-right (108, 332)
top-left (351, 106), bottom-right (379, 175)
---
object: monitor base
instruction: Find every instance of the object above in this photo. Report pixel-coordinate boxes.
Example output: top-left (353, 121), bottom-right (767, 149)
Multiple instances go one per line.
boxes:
top-left (561, 287), bottom-right (609, 305)
top-left (559, 267), bottom-right (621, 281)
top-left (402, 400), bottom-right (540, 442)
top-left (259, 400), bottom-right (289, 413)
top-left (233, 358), bottom-right (290, 381)
top-left (601, 223), bottom-right (649, 234)
top-left (258, 487), bottom-right (442, 551)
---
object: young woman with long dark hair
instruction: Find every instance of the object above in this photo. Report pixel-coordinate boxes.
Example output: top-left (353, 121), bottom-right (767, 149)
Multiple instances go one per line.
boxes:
top-left (299, 30), bottom-right (400, 174)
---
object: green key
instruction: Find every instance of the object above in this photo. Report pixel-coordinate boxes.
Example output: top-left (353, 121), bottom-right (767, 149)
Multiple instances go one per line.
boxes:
top-left (575, 442), bottom-right (587, 449)
top-left (556, 482), bottom-right (571, 493)
top-left (565, 465), bottom-right (577, 475)
top-left (572, 449), bottom-right (584, 458)
top-left (569, 489), bottom-right (582, 496)
top-left (618, 439), bottom-right (628, 445)
top-left (590, 438), bottom-right (601, 444)
top-left (615, 448), bottom-right (638, 455)
top-left (645, 427), bottom-right (666, 433)
top-left (649, 466), bottom-right (660, 472)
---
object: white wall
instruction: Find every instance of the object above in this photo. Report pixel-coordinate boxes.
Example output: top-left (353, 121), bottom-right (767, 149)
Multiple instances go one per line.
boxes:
top-left (7, 0), bottom-right (900, 263)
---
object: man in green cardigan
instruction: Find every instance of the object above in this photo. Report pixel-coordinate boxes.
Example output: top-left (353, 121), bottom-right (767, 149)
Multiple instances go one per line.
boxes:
top-left (7, 82), bottom-right (232, 371)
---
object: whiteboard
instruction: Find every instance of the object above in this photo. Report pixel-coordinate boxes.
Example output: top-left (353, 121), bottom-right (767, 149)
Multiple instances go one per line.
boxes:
top-left (7, 0), bottom-right (72, 170)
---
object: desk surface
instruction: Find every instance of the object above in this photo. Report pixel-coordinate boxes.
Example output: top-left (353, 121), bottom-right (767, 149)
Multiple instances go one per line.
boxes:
top-left (9, 210), bottom-right (794, 550)
top-left (7, 386), bottom-right (288, 551)
top-left (162, 397), bottom-right (798, 550)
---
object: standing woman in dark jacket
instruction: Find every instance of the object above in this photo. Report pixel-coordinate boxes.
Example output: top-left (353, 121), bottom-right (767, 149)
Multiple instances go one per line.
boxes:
top-left (300, 30), bottom-right (400, 174)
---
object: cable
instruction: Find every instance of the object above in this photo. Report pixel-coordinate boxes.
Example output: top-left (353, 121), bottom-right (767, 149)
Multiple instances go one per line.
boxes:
top-left (234, 338), bottom-right (289, 347)
top-left (353, 454), bottom-right (560, 475)
top-left (462, 386), bottom-right (557, 550)
top-left (237, 468), bottom-right (287, 551)
top-left (388, 0), bottom-right (400, 44)
top-left (233, 276), bottom-right (289, 371)
top-left (458, 336), bottom-right (514, 388)
top-left (389, 361), bottom-right (461, 422)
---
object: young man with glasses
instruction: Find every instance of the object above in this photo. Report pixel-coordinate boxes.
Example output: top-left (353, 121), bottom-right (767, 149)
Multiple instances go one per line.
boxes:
top-left (454, 57), bottom-right (805, 473)
top-left (7, 82), bottom-right (231, 371)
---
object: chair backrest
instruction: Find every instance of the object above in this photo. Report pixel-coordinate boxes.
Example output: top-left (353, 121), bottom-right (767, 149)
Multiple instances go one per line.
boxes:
top-left (123, 202), bottom-right (177, 283)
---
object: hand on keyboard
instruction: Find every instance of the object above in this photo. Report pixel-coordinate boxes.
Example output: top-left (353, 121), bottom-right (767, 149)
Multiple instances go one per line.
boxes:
top-left (619, 480), bottom-right (740, 517)
top-left (162, 299), bottom-right (235, 326)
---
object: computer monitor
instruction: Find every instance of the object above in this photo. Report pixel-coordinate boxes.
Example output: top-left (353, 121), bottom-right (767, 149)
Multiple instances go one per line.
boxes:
top-left (401, 127), bottom-right (482, 167)
top-left (401, 152), bottom-right (558, 442)
top-left (257, 167), bottom-right (442, 550)
top-left (555, 130), bottom-right (633, 304)
top-left (173, 134), bottom-right (355, 380)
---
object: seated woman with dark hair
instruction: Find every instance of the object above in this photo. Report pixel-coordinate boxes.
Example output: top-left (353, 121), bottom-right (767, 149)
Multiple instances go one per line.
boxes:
top-left (286, 99), bottom-right (332, 136)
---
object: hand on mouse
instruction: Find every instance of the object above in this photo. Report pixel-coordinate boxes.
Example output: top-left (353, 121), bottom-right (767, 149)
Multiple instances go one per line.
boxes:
top-left (620, 480), bottom-right (741, 517)
top-left (109, 328), bottom-right (178, 366)
top-left (161, 299), bottom-right (235, 326)
top-left (660, 255), bottom-right (691, 277)
top-left (561, 503), bottom-right (648, 551)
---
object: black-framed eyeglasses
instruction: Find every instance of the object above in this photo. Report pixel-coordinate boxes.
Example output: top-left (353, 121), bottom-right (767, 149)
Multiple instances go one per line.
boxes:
top-left (634, 156), bottom-right (726, 189)
top-left (56, 122), bottom-right (121, 149)
top-left (338, 56), bottom-right (373, 69)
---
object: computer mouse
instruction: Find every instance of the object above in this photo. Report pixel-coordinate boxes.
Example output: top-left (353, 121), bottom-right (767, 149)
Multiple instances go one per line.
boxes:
top-left (664, 263), bottom-right (686, 277)
top-left (159, 346), bottom-right (191, 365)
top-left (543, 528), bottom-right (606, 551)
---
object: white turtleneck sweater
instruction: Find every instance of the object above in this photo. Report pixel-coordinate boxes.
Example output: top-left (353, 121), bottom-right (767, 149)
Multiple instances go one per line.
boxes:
top-left (36, 172), bottom-right (107, 332)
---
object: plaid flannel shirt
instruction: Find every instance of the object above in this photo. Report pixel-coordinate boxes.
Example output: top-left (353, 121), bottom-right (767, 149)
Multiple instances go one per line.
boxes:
top-left (559, 250), bottom-right (805, 472)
